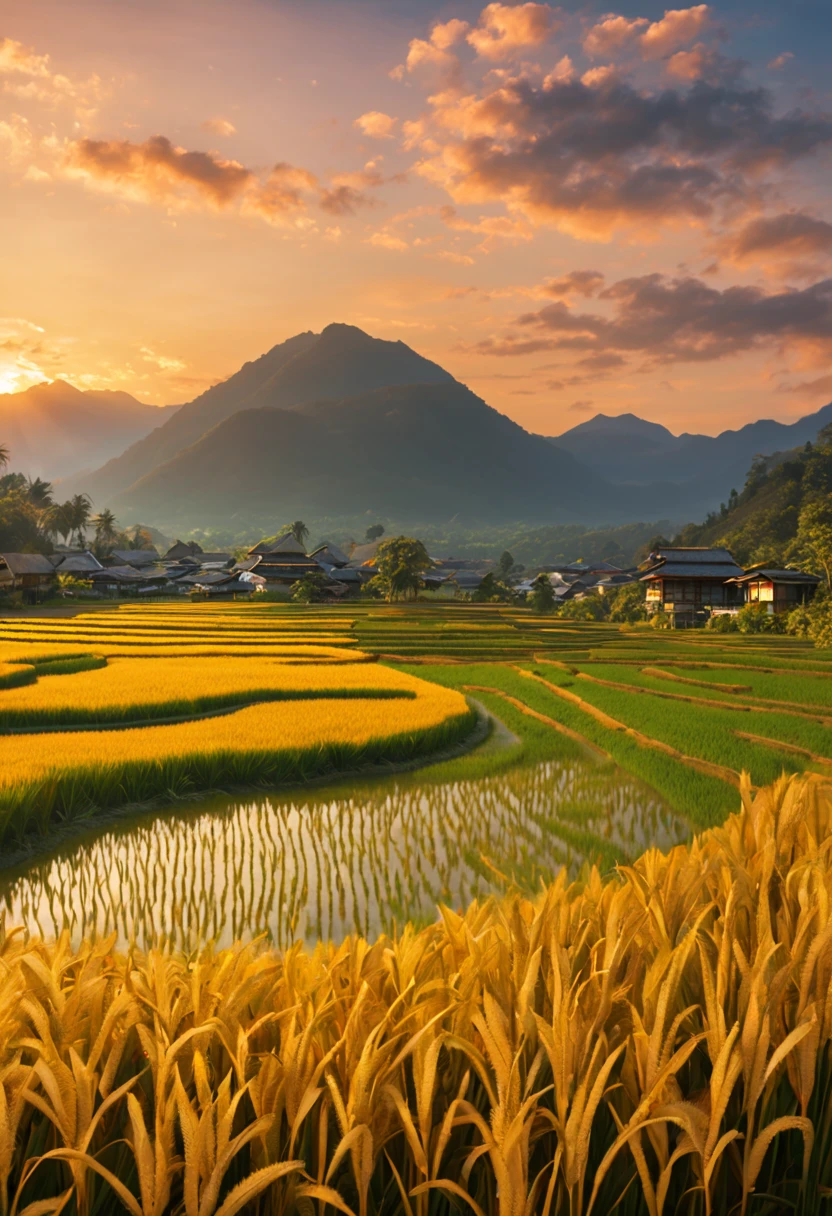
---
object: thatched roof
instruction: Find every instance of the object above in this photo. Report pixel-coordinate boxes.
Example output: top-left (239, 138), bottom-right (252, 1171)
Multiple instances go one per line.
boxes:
top-left (310, 543), bottom-right (350, 568)
top-left (164, 540), bottom-right (203, 561)
top-left (249, 532), bottom-right (307, 557)
top-left (52, 552), bottom-right (104, 573)
top-left (0, 553), bottom-right (55, 576)
top-left (110, 548), bottom-right (160, 568)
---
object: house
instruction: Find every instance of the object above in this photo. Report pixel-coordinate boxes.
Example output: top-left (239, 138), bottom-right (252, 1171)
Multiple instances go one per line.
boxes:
top-left (640, 547), bottom-right (745, 621)
top-left (163, 540), bottom-right (203, 562)
top-left (241, 533), bottom-right (324, 586)
top-left (48, 551), bottom-right (104, 574)
top-left (0, 553), bottom-right (56, 599)
top-left (310, 543), bottom-right (350, 569)
top-left (108, 548), bottom-right (160, 569)
top-left (726, 567), bottom-right (820, 613)
top-left (88, 565), bottom-right (169, 595)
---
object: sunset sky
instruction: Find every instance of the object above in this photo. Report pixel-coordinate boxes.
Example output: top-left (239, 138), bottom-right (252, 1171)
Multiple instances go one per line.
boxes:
top-left (1, 0), bottom-right (831, 436)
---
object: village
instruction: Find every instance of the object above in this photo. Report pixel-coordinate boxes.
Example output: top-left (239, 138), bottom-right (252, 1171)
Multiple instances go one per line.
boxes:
top-left (0, 529), bottom-right (821, 625)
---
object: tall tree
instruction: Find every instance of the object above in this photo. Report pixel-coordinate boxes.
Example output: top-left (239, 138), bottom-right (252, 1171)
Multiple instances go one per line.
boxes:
top-left (69, 493), bottom-right (93, 549)
top-left (284, 520), bottom-right (309, 547)
top-left (370, 536), bottom-right (432, 602)
top-left (365, 523), bottom-right (385, 542)
top-left (795, 498), bottom-right (832, 589)
top-left (92, 508), bottom-right (118, 553)
top-left (43, 502), bottom-right (74, 545)
top-left (0, 443), bottom-right (8, 472)
top-left (26, 477), bottom-right (54, 512)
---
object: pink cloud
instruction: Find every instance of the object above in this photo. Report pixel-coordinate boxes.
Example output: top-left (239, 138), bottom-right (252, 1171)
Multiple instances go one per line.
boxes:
top-left (467, 3), bottom-right (558, 61)
top-left (582, 15), bottom-right (648, 59)
top-left (640, 5), bottom-right (712, 60)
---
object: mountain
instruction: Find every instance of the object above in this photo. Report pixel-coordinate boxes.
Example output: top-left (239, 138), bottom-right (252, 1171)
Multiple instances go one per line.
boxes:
top-left (674, 431), bottom-right (832, 567)
top-left (108, 381), bottom-right (639, 529)
top-left (77, 324), bottom-right (453, 502)
top-left (0, 380), bottom-right (180, 481)
top-left (550, 403), bottom-right (832, 517)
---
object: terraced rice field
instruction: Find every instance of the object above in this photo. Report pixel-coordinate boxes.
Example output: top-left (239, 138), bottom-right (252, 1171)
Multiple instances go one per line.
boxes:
top-left (2, 600), bottom-right (829, 944)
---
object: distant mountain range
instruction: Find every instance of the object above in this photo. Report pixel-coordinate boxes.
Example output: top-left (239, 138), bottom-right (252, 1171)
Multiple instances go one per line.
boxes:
top-left (10, 324), bottom-right (832, 531)
top-left (72, 323), bottom-right (652, 529)
top-left (0, 380), bottom-right (180, 481)
top-left (550, 406), bottom-right (832, 513)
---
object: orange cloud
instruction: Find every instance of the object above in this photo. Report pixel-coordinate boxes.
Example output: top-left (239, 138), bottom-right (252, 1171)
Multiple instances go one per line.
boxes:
top-left (429, 19), bottom-right (470, 50)
top-left (582, 15), bottom-right (648, 59)
top-left (640, 5), bottom-right (712, 59)
top-left (467, 3), bottom-right (558, 61)
top-left (65, 135), bottom-right (254, 207)
top-left (201, 118), bottom-right (237, 137)
top-left (0, 37), bottom-right (51, 77)
top-left (354, 111), bottom-right (398, 139)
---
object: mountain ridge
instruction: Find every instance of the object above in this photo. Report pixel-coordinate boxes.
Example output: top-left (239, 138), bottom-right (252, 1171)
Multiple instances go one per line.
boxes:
top-left (0, 380), bottom-right (179, 482)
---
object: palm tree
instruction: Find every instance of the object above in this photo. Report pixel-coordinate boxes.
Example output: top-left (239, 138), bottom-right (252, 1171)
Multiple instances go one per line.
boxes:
top-left (43, 501), bottom-right (74, 546)
top-left (0, 443), bottom-right (9, 472)
top-left (69, 493), bottom-right (93, 548)
top-left (26, 477), bottom-right (54, 511)
top-left (92, 508), bottom-right (118, 551)
top-left (285, 520), bottom-right (309, 547)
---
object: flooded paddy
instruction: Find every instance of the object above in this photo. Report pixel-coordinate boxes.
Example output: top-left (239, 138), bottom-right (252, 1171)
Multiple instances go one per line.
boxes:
top-left (0, 754), bottom-right (689, 950)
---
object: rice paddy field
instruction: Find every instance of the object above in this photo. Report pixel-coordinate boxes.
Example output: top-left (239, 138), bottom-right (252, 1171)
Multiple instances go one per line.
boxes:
top-left (2, 602), bottom-right (832, 1214)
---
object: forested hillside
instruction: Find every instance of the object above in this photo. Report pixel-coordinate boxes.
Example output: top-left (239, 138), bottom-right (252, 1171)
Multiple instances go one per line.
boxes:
top-left (676, 426), bottom-right (832, 575)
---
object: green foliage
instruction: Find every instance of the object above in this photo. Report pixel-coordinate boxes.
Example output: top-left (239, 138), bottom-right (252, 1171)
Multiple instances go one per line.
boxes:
top-left (736, 602), bottom-right (786, 633)
top-left (369, 535), bottom-right (432, 601)
top-left (650, 609), bottom-right (672, 629)
top-left (706, 611), bottom-right (739, 632)
top-left (291, 572), bottom-right (329, 603)
top-left (677, 429), bottom-right (832, 568)
top-left (471, 571), bottom-right (515, 602)
top-left (558, 595), bottom-right (607, 621)
top-left (606, 581), bottom-right (647, 623)
top-left (528, 574), bottom-right (556, 614)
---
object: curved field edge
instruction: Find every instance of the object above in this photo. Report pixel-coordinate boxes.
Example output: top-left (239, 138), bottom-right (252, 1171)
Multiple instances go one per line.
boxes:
top-left (0, 774), bottom-right (829, 1216)
top-left (0, 703), bottom-right (478, 847)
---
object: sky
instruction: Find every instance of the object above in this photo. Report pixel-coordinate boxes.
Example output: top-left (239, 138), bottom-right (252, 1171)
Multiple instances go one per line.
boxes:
top-left (1, 0), bottom-right (831, 436)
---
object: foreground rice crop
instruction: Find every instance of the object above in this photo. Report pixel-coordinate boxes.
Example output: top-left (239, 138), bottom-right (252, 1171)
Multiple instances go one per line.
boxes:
top-left (1, 774), bottom-right (830, 1215)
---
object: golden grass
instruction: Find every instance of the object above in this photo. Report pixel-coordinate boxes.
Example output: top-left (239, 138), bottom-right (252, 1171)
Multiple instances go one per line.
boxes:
top-left (1, 774), bottom-right (830, 1215)
top-left (0, 657), bottom-right (448, 727)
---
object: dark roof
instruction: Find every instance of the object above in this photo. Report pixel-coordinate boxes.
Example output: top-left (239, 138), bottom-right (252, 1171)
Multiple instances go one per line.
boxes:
top-left (310, 543), bottom-right (350, 568)
top-left (51, 552), bottom-right (104, 573)
top-left (164, 540), bottom-right (202, 560)
top-left (110, 548), bottom-right (160, 567)
top-left (641, 561), bottom-right (745, 580)
top-left (729, 569), bottom-right (821, 584)
top-left (0, 553), bottom-right (56, 576)
top-left (256, 559), bottom-right (322, 579)
top-left (655, 547), bottom-right (738, 565)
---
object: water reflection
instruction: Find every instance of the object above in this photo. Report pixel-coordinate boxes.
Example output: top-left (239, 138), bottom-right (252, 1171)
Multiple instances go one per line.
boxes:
top-left (0, 760), bottom-right (689, 951)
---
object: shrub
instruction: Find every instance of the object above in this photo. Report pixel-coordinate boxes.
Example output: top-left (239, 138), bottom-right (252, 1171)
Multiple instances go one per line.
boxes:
top-left (706, 611), bottom-right (739, 632)
top-left (607, 581), bottom-right (647, 623)
top-left (558, 595), bottom-right (607, 621)
top-left (650, 609), bottom-right (672, 629)
top-left (736, 601), bottom-right (786, 633)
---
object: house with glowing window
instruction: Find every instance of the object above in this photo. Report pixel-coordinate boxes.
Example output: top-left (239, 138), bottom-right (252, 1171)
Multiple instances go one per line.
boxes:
top-left (726, 566), bottom-right (820, 614)
top-left (640, 547), bottom-right (745, 623)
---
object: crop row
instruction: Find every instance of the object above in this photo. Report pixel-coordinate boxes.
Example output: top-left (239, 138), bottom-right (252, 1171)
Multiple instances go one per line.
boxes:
top-left (0, 774), bottom-right (829, 1216)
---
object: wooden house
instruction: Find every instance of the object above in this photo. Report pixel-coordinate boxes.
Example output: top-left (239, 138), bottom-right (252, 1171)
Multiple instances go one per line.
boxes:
top-left (0, 553), bottom-right (56, 599)
top-left (243, 533), bottom-right (323, 586)
top-left (726, 567), bottom-right (820, 613)
top-left (640, 547), bottom-right (745, 621)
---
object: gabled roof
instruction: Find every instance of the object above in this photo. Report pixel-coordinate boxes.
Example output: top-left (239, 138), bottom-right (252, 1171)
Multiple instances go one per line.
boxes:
top-left (250, 532), bottom-right (308, 557)
top-left (111, 548), bottom-right (160, 567)
top-left (310, 543), bottom-right (350, 568)
top-left (656, 547), bottom-right (739, 564)
top-left (53, 552), bottom-right (104, 573)
top-left (0, 552), bottom-right (55, 576)
top-left (641, 546), bottom-right (744, 582)
top-left (728, 569), bottom-right (821, 584)
top-left (164, 540), bottom-right (202, 560)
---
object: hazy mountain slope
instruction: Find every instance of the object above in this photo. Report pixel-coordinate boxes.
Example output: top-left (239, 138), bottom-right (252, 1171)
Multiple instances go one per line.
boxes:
top-left (110, 381), bottom-right (634, 529)
top-left (0, 380), bottom-right (179, 481)
top-left (551, 402), bottom-right (832, 514)
top-left (674, 432), bottom-right (832, 567)
top-left (78, 324), bottom-right (453, 502)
